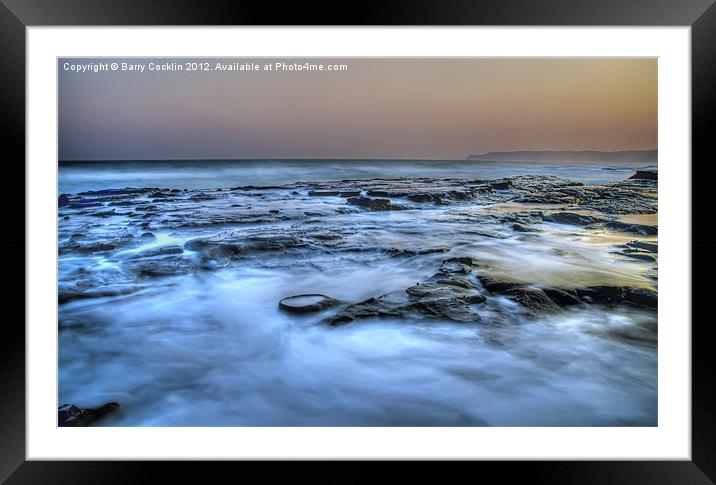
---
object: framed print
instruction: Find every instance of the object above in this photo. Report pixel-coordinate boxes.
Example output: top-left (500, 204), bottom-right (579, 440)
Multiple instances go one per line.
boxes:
top-left (3, 0), bottom-right (715, 481)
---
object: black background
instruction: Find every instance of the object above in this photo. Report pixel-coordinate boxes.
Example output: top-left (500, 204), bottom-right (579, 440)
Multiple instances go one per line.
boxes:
top-left (1, 0), bottom-right (713, 482)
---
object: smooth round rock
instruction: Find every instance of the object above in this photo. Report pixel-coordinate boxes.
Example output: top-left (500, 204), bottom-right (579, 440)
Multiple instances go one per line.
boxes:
top-left (278, 294), bottom-right (340, 313)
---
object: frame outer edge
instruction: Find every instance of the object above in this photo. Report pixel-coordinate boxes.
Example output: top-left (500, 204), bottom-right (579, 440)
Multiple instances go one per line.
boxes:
top-left (0, 0), bottom-right (27, 483)
top-left (0, 0), bottom-right (715, 26)
top-left (3, 0), bottom-right (714, 481)
top-left (692, 1), bottom-right (716, 482)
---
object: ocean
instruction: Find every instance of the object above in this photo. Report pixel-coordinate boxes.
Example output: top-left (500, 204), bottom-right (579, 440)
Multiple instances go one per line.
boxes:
top-left (58, 159), bottom-right (658, 426)
top-left (58, 159), bottom-right (654, 194)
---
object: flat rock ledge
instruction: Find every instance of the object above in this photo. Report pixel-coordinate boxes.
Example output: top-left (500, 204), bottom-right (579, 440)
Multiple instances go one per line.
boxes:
top-left (279, 294), bottom-right (342, 313)
top-left (58, 402), bottom-right (120, 427)
top-left (317, 255), bottom-right (658, 326)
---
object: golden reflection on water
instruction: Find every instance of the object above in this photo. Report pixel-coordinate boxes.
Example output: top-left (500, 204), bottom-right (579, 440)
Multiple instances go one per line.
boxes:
top-left (467, 204), bottom-right (658, 291)
top-left (616, 213), bottom-right (658, 226)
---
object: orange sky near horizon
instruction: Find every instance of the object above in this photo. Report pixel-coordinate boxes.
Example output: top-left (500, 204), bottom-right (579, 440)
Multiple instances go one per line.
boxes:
top-left (58, 58), bottom-right (657, 160)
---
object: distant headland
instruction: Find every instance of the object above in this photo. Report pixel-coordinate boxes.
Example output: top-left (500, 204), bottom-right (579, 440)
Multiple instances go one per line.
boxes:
top-left (466, 150), bottom-right (657, 164)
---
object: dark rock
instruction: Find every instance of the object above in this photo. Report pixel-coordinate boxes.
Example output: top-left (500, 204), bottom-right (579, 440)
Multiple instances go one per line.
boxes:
top-left (230, 185), bottom-right (285, 191)
top-left (325, 295), bottom-right (407, 325)
top-left (626, 240), bottom-right (658, 253)
top-left (366, 189), bottom-right (390, 197)
top-left (428, 273), bottom-right (476, 289)
top-left (575, 286), bottom-right (625, 304)
top-left (346, 197), bottom-right (406, 211)
top-left (326, 256), bottom-right (487, 325)
top-left (73, 201), bottom-right (103, 209)
top-left (136, 204), bottom-right (158, 212)
top-left (78, 188), bottom-right (152, 197)
top-left (308, 190), bottom-right (340, 196)
top-left (205, 243), bottom-right (242, 260)
top-left (442, 256), bottom-right (478, 267)
top-left (131, 258), bottom-right (195, 277)
top-left (439, 257), bottom-right (475, 274)
top-left (444, 190), bottom-right (475, 201)
top-left (108, 200), bottom-right (138, 207)
top-left (386, 247), bottom-right (450, 257)
top-left (624, 288), bottom-right (658, 309)
top-left (58, 402), bottom-right (120, 426)
top-left (622, 251), bottom-right (658, 263)
top-left (477, 275), bottom-right (522, 293)
top-left (514, 194), bottom-right (580, 205)
top-left (490, 181), bottom-right (511, 190)
top-left (58, 285), bottom-right (146, 304)
top-left (542, 288), bottom-right (582, 306)
top-left (629, 170), bottom-right (658, 181)
top-left (184, 239), bottom-right (210, 252)
top-left (189, 193), bottom-right (215, 201)
top-left (405, 283), bottom-right (485, 304)
top-left (407, 193), bottom-right (444, 204)
top-left (604, 221), bottom-right (658, 236)
top-left (244, 234), bottom-right (308, 252)
top-left (60, 236), bottom-right (135, 255)
top-left (279, 294), bottom-right (341, 313)
top-left (512, 222), bottom-right (539, 233)
top-left (543, 212), bottom-right (602, 226)
top-left (140, 232), bottom-right (157, 240)
top-left (330, 285), bottom-right (486, 325)
top-left (404, 279), bottom-right (487, 322)
top-left (410, 296), bottom-right (484, 322)
top-left (504, 287), bottom-right (561, 313)
top-left (130, 245), bottom-right (184, 258)
top-left (185, 239), bottom-right (242, 261)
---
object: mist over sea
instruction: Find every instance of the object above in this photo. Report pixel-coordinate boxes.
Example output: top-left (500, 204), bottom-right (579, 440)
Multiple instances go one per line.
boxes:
top-left (58, 159), bottom-right (654, 194)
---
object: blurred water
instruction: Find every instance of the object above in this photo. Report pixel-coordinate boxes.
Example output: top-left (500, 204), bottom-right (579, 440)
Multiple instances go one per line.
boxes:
top-left (58, 162), bottom-right (658, 426)
top-left (59, 262), bottom-right (657, 426)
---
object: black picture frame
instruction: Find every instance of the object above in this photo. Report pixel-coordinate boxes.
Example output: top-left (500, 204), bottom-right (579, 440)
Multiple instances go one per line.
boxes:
top-left (2, 0), bottom-right (713, 481)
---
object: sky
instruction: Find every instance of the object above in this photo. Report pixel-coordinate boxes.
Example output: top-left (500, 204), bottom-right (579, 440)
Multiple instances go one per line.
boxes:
top-left (58, 57), bottom-right (657, 161)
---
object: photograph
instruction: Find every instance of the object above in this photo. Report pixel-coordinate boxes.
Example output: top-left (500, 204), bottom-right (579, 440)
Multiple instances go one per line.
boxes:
top-left (57, 56), bottom-right (658, 427)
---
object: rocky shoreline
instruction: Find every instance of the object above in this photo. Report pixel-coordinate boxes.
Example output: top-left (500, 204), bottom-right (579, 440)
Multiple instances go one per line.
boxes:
top-left (59, 171), bottom-right (657, 304)
top-left (58, 170), bottom-right (657, 425)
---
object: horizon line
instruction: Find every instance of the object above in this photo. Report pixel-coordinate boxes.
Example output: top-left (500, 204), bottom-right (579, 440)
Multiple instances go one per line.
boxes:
top-left (59, 149), bottom-right (658, 163)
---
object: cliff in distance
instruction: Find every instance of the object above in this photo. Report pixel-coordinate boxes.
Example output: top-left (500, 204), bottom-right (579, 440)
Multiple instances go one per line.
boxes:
top-left (467, 150), bottom-right (657, 164)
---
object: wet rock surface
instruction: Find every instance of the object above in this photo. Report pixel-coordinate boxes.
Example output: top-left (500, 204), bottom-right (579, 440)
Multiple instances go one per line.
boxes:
top-left (543, 212), bottom-right (602, 226)
top-left (279, 294), bottom-right (342, 313)
top-left (58, 171), bottom-right (658, 324)
top-left (323, 248), bottom-right (658, 325)
top-left (346, 196), bottom-right (407, 211)
top-left (58, 402), bottom-right (120, 426)
top-left (629, 170), bottom-right (658, 181)
top-left (504, 287), bottom-right (562, 314)
top-left (58, 172), bottom-right (657, 320)
top-left (58, 168), bottom-right (658, 427)
top-left (326, 257), bottom-right (488, 325)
